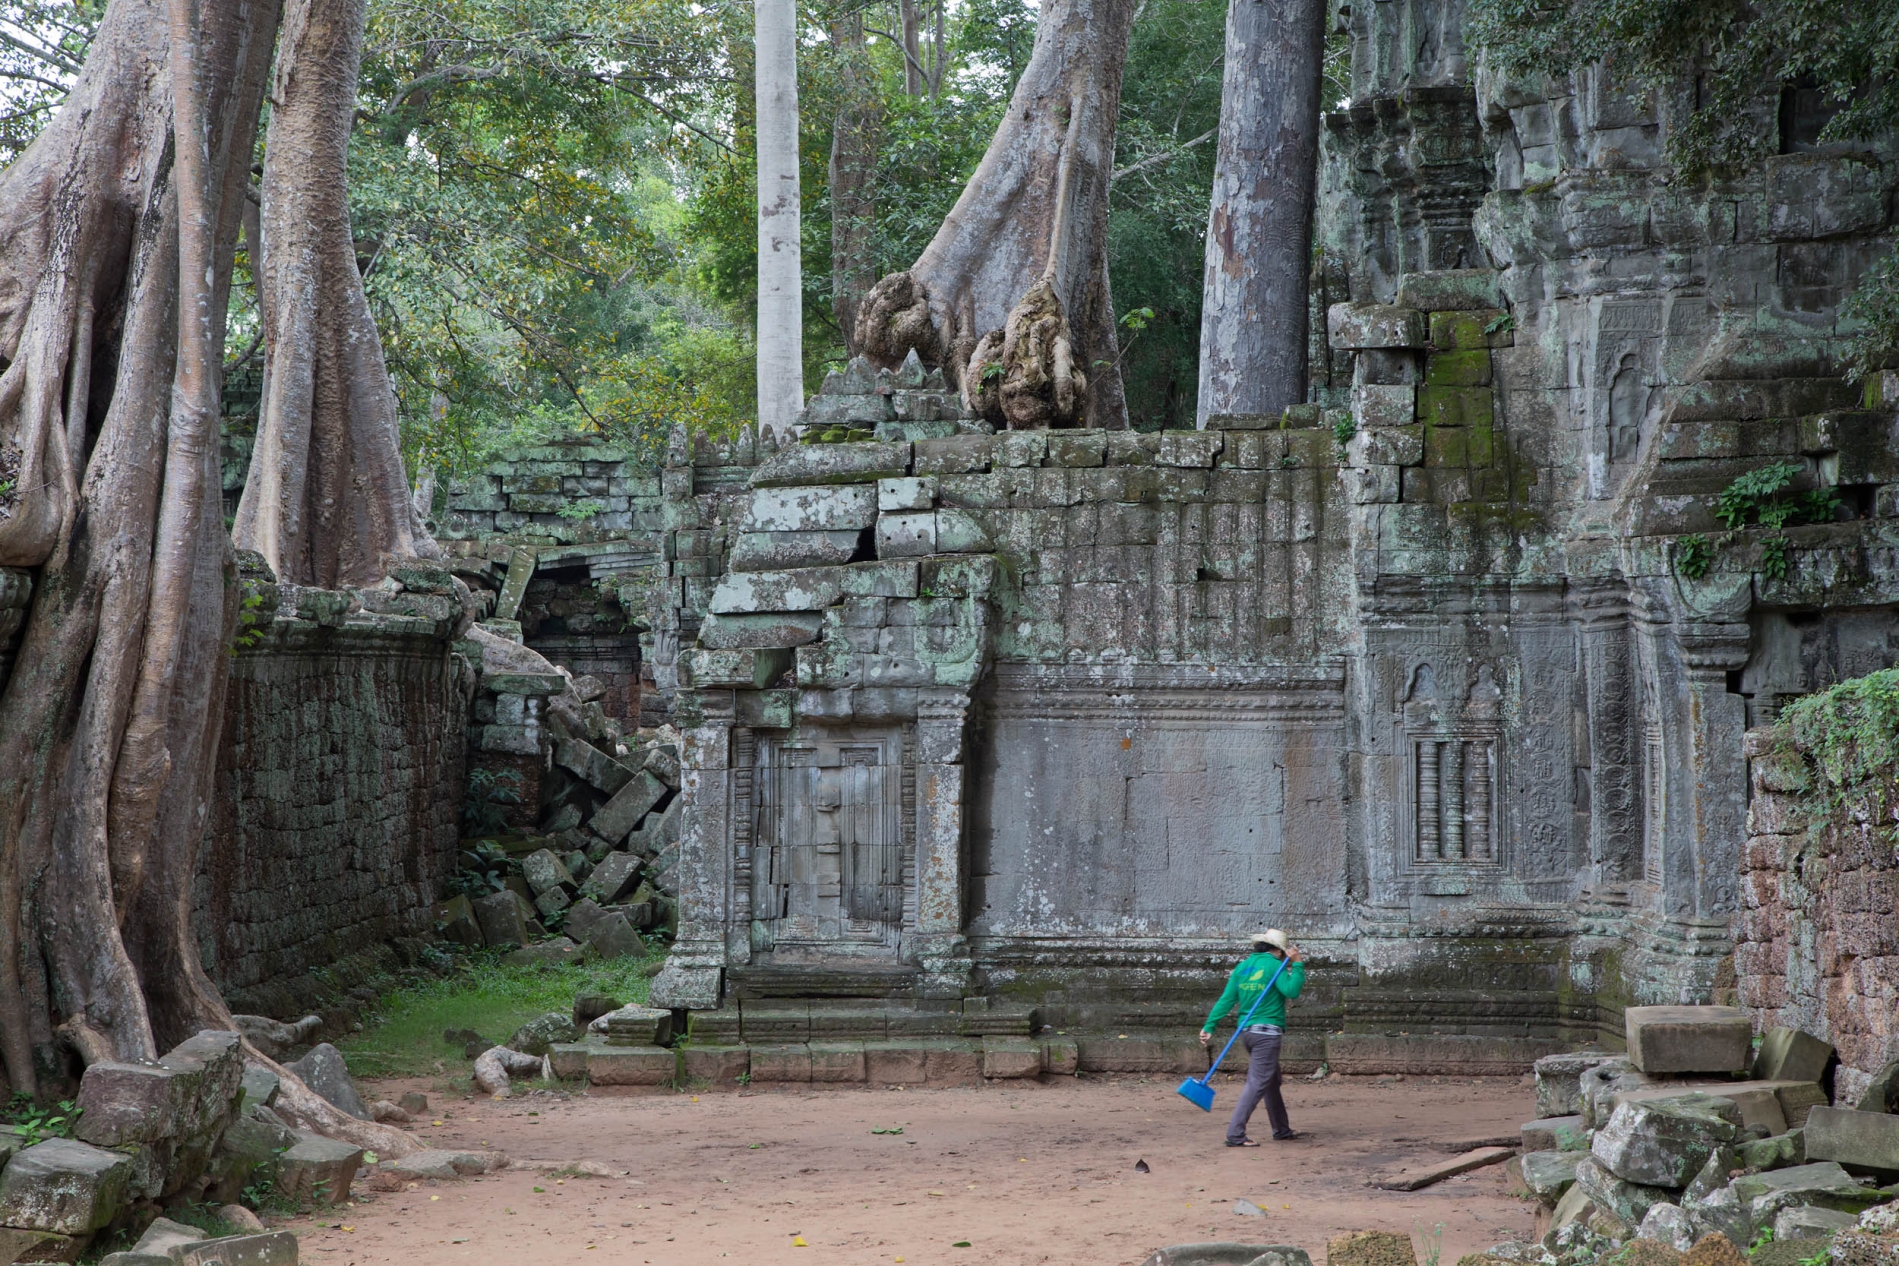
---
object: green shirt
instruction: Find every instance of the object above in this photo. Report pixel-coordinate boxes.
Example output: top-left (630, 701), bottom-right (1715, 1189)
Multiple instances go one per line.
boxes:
top-left (1202, 952), bottom-right (1305, 1032)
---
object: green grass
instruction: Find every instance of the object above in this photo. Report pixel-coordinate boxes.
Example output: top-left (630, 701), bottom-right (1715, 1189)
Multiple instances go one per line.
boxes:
top-left (337, 950), bottom-right (664, 1078)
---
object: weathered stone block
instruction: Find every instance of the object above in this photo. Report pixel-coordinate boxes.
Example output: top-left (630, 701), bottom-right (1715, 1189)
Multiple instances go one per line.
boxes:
top-left (878, 477), bottom-right (936, 511)
top-left (277, 1132), bottom-right (364, 1208)
top-left (1425, 350), bottom-right (1493, 387)
top-left (698, 611), bottom-right (825, 649)
top-left (1429, 309), bottom-right (1512, 350)
top-left (1738, 1129), bottom-right (1805, 1172)
top-left (864, 1043), bottom-right (930, 1085)
top-left (1730, 1162), bottom-right (1884, 1224)
top-left (520, 849), bottom-right (575, 896)
top-left (1349, 425), bottom-right (1424, 467)
top-left (913, 435), bottom-right (993, 475)
top-left (1522, 1150), bottom-right (1587, 1201)
top-left (1417, 385), bottom-right (1494, 429)
top-left (285, 1043), bottom-right (370, 1121)
top-left (729, 530), bottom-right (864, 571)
top-left (1638, 1203), bottom-right (1697, 1252)
top-left (1157, 431), bottom-right (1222, 468)
top-left (876, 512), bottom-right (936, 558)
top-left (751, 442), bottom-right (908, 488)
top-left (1328, 303), bottom-right (1426, 350)
top-left (924, 1041), bottom-right (982, 1086)
top-left (588, 766), bottom-right (672, 846)
top-left (1755, 1030), bottom-right (1835, 1084)
top-left (595, 1004), bottom-right (673, 1046)
top-left (0, 1139), bottom-right (133, 1235)
top-left (1046, 432), bottom-right (1106, 467)
top-left (981, 1038), bottom-right (1043, 1079)
top-left (472, 890), bottom-right (534, 947)
top-left (934, 509), bottom-right (991, 553)
top-left (1575, 1156), bottom-right (1676, 1229)
top-left (1775, 1206), bottom-right (1859, 1239)
top-left (681, 1046), bottom-right (750, 1085)
top-left (1522, 1115), bottom-right (1590, 1152)
top-left (548, 1041), bottom-right (598, 1081)
top-left (1804, 1107), bottom-right (1899, 1173)
top-left (749, 1044), bottom-right (813, 1082)
top-left (1395, 270), bottom-right (1504, 311)
top-left (586, 1045), bottom-right (675, 1086)
top-left (1625, 1007), bottom-right (1753, 1074)
top-left (580, 850), bottom-right (642, 902)
top-left (1042, 1038), bottom-right (1079, 1075)
top-left (1593, 1095), bottom-right (1739, 1186)
top-left (807, 1042), bottom-right (867, 1082)
top-left (1536, 1053), bottom-right (1618, 1118)
top-left (744, 485), bottom-right (877, 533)
top-left (1837, 1229), bottom-right (1899, 1266)
top-left (74, 1063), bottom-right (180, 1147)
top-left (1354, 384), bottom-right (1417, 428)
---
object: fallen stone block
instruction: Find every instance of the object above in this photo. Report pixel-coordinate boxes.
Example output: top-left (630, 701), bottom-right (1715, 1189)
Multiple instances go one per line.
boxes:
top-left (1142, 1245), bottom-right (1311, 1266)
top-left (1535, 1052), bottom-right (1618, 1118)
top-left (508, 1012), bottom-right (577, 1057)
top-left (437, 895), bottom-right (482, 947)
top-left (74, 1062), bottom-right (182, 1148)
top-left (285, 1044), bottom-right (370, 1121)
top-left (503, 938), bottom-right (584, 968)
top-left (1575, 1156), bottom-right (1676, 1229)
top-left (170, 1231), bottom-right (300, 1266)
top-left (472, 890), bottom-right (533, 948)
top-left (1684, 1148), bottom-right (1739, 1205)
top-left (1730, 1161), bottom-right (1885, 1225)
top-left (586, 1045), bottom-right (675, 1087)
top-left (1639, 1203), bottom-right (1697, 1252)
top-left (218, 1116), bottom-right (297, 1166)
top-left (1738, 1129), bottom-right (1805, 1171)
top-left (1858, 1061), bottom-right (1899, 1114)
top-left (1520, 1150), bottom-right (1586, 1202)
top-left (582, 912), bottom-right (644, 960)
top-left (0, 1138), bottom-right (134, 1235)
top-left (1779, 1083), bottom-right (1829, 1130)
top-left (1325, 1229), bottom-right (1418, 1266)
top-left (1579, 1059), bottom-right (1646, 1128)
top-left (1624, 1007), bottom-right (1752, 1075)
top-left (1375, 1146), bottom-right (1514, 1192)
top-left (103, 1215), bottom-right (207, 1265)
top-left (239, 1067), bottom-right (280, 1115)
top-left (589, 771), bottom-right (669, 845)
top-left (553, 738), bottom-right (633, 796)
top-left (1774, 1205), bottom-right (1859, 1239)
top-left (390, 1150), bottom-right (494, 1180)
top-left (579, 851), bottom-right (642, 902)
top-left (547, 1040), bottom-right (600, 1081)
top-left (276, 1132), bottom-right (364, 1208)
top-left (1521, 1115), bottom-right (1589, 1153)
top-left (573, 992), bottom-right (622, 1028)
top-left (1685, 1185), bottom-right (1752, 1249)
top-left (1755, 1029), bottom-right (1835, 1084)
top-left (591, 1004), bottom-right (672, 1047)
top-left (1804, 1107), bottom-right (1899, 1173)
top-left (981, 1038), bottom-right (1043, 1080)
top-left (681, 1045), bottom-right (750, 1086)
top-left (1594, 1094), bottom-right (1740, 1186)
top-left (1543, 1183), bottom-right (1596, 1249)
top-left (519, 849), bottom-right (575, 896)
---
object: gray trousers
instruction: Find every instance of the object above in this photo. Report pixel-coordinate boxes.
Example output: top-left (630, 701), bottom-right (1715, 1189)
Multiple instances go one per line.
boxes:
top-left (1226, 1027), bottom-right (1291, 1142)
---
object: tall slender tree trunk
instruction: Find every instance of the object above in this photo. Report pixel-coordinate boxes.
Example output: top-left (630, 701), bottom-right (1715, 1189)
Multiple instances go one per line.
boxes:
top-left (852, 0), bottom-right (1136, 429)
top-left (1195, 0), bottom-right (1327, 427)
top-left (829, 14), bottom-right (877, 355)
top-left (899, 0), bottom-right (923, 96)
top-left (755, 0), bottom-right (802, 439)
top-left (233, 0), bottom-right (437, 585)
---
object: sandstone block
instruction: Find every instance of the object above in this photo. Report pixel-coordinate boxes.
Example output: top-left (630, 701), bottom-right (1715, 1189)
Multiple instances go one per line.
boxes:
top-left (748, 1044), bottom-right (812, 1082)
top-left (582, 912), bottom-right (644, 960)
top-left (1395, 269), bottom-right (1504, 311)
top-left (74, 1063), bottom-right (181, 1147)
top-left (981, 1039), bottom-right (1043, 1079)
top-left (751, 442), bottom-right (908, 488)
top-left (924, 1041), bottom-right (982, 1087)
top-left (1639, 1203), bottom-right (1697, 1252)
top-left (729, 530), bottom-right (863, 571)
top-left (697, 611), bottom-right (825, 650)
top-left (0, 1139), bottom-right (132, 1235)
top-left (876, 512), bottom-right (936, 558)
top-left (473, 890), bottom-right (533, 947)
top-left (1157, 431), bottom-right (1222, 468)
top-left (1354, 384), bottom-right (1417, 429)
top-left (553, 739), bottom-right (632, 796)
top-left (586, 1046), bottom-right (675, 1086)
top-left (1429, 310), bottom-right (1512, 350)
top-left (1545, 1182), bottom-right (1596, 1247)
top-left (1535, 1052), bottom-right (1618, 1118)
top-left (519, 849), bottom-right (575, 896)
top-left (1730, 1162), bottom-right (1884, 1224)
top-left (1575, 1156), bottom-right (1676, 1229)
top-left (1328, 303), bottom-right (1426, 350)
top-left (1775, 1205), bottom-right (1859, 1239)
top-left (277, 1132), bottom-right (364, 1208)
top-left (508, 1012), bottom-right (577, 1057)
top-left (1805, 1107), bottom-right (1899, 1173)
top-left (1625, 1006), bottom-right (1753, 1074)
top-left (744, 485), bottom-right (877, 533)
top-left (1325, 1229), bottom-right (1417, 1266)
top-left (681, 1046), bottom-right (750, 1085)
top-left (503, 938), bottom-right (584, 967)
top-left (593, 1004), bottom-right (673, 1046)
top-left (285, 1044), bottom-right (370, 1121)
top-left (878, 477), bottom-right (936, 511)
top-left (1836, 1230), bottom-right (1899, 1266)
top-left (548, 1041), bottom-right (598, 1081)
top-left (808, 1042), bottom-right (867, 1083)
top-left (1755, 1030), bottom-right (1835, 1084)
top-left (1424, 350), bottom-right (1492, 387)
top-left (486, 671), bottom-right (566, 696)
top-left (1858, 1061), bottom-right (1899, 1113)
top-left (438, 894), bottom-right (482, 947)
top-left (589, 772), bottom-right (667, 845)
top-left (1043, 1038), bottom-right (1080, 1076)
top-left (864, 1043), bottom-right (929, 1086)
top-left (1521, 1115), bottom-right (1590, 1152)
top-left (1522, 1151), bottom-right (1586, 1202)
top-left (1739, 1129), bottom-right (1805, 1171)
top-left (1417, 385), bottom-right (1494, 430)
top-left (534, 886), bottom-right (571, 921)
top-left (1594, 1095), bottom-right (1740, 1186)
top-left (1685, 1185), bottom-right (1751, 1249)
top-left (218, 1116), bottom-right (296, 1166)
top-left (1045, 432), bottom-right (1106, 467)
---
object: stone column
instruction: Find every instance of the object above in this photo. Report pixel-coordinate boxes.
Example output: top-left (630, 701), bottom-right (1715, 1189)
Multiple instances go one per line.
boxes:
top-left (911, 687), bottom-right (974, 997)
top-left (1576, 584), bottom-right (1642, 884)
top-left (650, 690), bottom-right (736, 1010)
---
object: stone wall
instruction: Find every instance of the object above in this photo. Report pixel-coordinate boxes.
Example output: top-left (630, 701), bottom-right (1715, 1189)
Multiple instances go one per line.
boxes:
top-left (198, 571), bottom-right (467, 1013)
top-left (1736, 685), bottom-right (1899, 1104)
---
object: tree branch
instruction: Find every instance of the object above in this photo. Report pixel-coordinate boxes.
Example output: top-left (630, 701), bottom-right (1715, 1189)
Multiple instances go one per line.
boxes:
top-left (1109, 127), bottom-right (1215, 184)
top-left (387, 62), bottom-right (503, 110)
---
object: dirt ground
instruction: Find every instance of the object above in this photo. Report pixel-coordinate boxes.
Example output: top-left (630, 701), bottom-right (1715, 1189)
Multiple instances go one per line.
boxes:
top-left (286, 1073), bottom-right (1541, 1266)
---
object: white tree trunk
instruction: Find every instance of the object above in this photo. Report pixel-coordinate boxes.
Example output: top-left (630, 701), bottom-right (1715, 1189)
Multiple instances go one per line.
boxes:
top-left (755, 0), bottom-right (802, 440)
top-left (1195, 0), bottom-right (1327, 427)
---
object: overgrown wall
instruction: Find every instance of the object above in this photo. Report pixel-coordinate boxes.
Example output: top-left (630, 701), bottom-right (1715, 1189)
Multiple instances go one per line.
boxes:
top-left (197, 585), bottom-right (467, 1014)
top-left (1737, 671), bottom-right (1899, 1103)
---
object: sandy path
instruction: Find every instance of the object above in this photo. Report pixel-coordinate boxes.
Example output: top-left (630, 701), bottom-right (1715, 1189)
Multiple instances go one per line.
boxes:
top-left (287, 1074), bottom-right (1539, 1266)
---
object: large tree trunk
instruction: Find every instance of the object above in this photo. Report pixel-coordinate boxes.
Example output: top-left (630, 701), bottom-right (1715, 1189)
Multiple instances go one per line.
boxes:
top-left (232, 0), bottom-right (436, 587)
top-left (1195, 0), bottom-right (1327, 427)
top-left (755, 0), bottom-right (802, 439)
top-left (0, 0), bottom-right (276, 1085)
top-left (829, 14), bottom-right (877, 355)
top-left (852, 0), bottom-right (1136, 430)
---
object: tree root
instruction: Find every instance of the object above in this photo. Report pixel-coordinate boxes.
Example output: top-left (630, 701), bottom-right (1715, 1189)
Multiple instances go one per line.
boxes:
top-left (472, 1046), bottom-right (545, 1099)
top-left (245, 1044), bottom-right (424, 1157)
top-left (993, 278), bottom-right (1087, 428)
top-left (961, 329), bottom-right (1006, 426)
top-left (854, 271), bottom-right (942, 371)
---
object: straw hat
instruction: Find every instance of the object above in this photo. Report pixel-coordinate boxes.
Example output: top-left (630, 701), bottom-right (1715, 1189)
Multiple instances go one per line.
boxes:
top-left (1248, 929), bottom-right (1289, 952)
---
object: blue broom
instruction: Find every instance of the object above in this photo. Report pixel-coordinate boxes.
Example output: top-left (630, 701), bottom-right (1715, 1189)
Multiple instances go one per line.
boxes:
top-left (1177, 954), bottom-right (1292, 1112)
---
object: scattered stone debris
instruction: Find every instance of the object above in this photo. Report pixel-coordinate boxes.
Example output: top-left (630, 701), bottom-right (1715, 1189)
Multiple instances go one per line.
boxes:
top-left (1141, 1246), bottom-right (1312, 1266)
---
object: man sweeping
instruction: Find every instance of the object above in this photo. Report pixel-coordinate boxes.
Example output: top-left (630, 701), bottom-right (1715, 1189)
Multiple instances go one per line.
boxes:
top-left (1199, 929), bottom-right (1306, 1145)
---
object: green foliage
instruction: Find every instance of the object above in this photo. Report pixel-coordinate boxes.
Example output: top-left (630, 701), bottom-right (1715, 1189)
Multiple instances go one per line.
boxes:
top-left (0, 0), bottom-right (101, 163)
top-left (337, 950), bottom-right (665, 1077)
top-left (1484, 312), bottom-right (1515, 336)
top-left (556, 499), bottom-right (607, 522)
top-left (1332, 415), bottom-right (1358, 445)
top-left (1674, 532), bottom-right (1713, 579)
top-left (1783, 667), bottom-right (1899, 790)
top-left (229, 588), bottom-right (270, 656)
top-left (5, 1094), bottom-right (79, 1147)
top-left (1760, 533), bottom-right (1792, 580)
top-left (448, 837), bottom-right (515, 899)
top-left (460, 771), bottom-right (522, 841)
top-left (1716, 462), bottom-right (1840, 540)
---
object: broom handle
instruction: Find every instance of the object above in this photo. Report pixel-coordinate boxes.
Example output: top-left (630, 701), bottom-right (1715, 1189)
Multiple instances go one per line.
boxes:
top-left (1200, 954), bottom-right (1292, 1086)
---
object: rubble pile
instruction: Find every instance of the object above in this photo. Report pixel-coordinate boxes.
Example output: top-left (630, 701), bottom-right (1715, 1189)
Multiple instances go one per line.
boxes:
top-left (437, 624), bottom-right (684, 962)
top-left (1471, 1009), bottom-right (1899, 1266)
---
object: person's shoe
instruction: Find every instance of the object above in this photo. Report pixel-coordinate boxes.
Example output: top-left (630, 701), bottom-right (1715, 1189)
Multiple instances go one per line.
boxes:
top-left (1272, 1130), bottom-right (1303, 1140)
top-left (1225, 1138), bottom-right (1261, 1147)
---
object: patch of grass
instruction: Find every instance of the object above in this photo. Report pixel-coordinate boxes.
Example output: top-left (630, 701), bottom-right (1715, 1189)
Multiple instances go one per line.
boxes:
top-left (338, 950), bottom-right (666, 1078)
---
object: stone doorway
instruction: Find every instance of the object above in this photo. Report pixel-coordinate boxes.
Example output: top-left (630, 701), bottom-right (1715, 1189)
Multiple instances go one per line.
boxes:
top-left (752, 726), bottom-right (912, 959)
